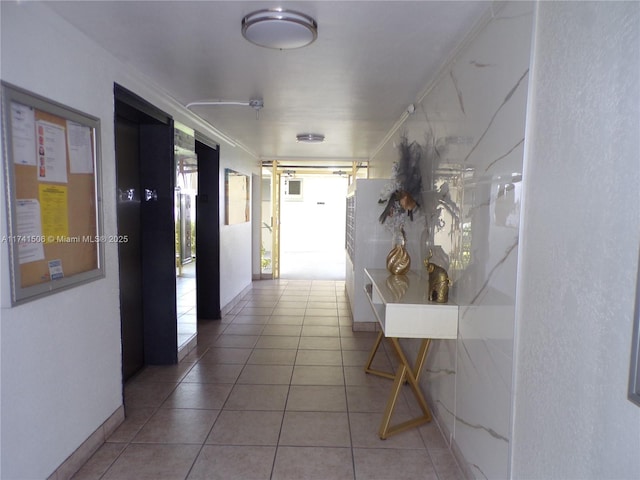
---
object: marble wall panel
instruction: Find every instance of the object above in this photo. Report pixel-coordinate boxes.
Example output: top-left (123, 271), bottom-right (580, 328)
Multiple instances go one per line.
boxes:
top-left (370, 2), bottom-right (533, 478)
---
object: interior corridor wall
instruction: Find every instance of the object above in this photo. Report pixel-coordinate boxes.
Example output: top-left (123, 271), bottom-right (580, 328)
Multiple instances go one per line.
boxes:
top-left (512, 2), bottom-right (640, 478)
top-left (0, 2), bottom-right (258, 477)
top-left (369, 2), bottom-right (532, 478)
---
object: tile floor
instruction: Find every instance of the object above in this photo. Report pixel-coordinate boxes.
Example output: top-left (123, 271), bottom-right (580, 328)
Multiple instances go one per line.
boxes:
top-left (72, 279), bottom-right (464, 480)
top-left (176, 262), bottom-right (197, 353)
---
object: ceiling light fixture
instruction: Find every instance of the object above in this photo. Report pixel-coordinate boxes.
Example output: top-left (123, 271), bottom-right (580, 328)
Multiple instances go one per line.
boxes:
top-left (242, 8), bottom-right (318, 50)
top-left (296, 133), bottom-right (325, 143)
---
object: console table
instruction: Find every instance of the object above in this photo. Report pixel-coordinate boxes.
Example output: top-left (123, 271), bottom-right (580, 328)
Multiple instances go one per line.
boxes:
top-left (363, 268), bottom-right (459, 439)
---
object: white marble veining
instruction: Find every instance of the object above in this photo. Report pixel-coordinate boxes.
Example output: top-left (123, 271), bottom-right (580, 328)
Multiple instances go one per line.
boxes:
top-left (370, 2), bottom-right (534, 478)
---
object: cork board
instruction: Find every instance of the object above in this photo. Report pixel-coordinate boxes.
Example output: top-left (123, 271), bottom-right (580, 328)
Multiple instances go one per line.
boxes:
top-left (2, 82), bottom-right (104, 305)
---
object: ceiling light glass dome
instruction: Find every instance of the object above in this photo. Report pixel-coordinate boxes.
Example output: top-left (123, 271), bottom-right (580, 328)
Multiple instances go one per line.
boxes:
top-left (242, 8), bottom-right (318, 50)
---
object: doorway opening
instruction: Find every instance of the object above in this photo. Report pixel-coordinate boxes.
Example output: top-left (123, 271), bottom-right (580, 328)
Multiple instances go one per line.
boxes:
top-left (174, 124), bottom-right (198, 353)
top-left (114, 84), bottom-right (177, 381)
top-left (261, 161), bottom-right (368, 280)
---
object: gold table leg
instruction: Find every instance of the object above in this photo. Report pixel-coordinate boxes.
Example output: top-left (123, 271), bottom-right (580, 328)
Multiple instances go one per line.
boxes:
top-left (363, 331), bottom-right (396, 380)
top-left (377, 337), bottom-right (433, 439)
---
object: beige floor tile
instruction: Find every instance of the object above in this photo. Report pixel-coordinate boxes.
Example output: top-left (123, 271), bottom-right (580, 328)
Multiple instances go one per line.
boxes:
top-left (213, 334), bottom-right (259, 348)
top-left (428, 448), bottom-right (466, 480)
top-left (306, 301), bottom-right (338, 309)
top-left (419, 422), bottom-right (450, 450)
top-left (181, 362), bottom-right (242, 383)
top-left (262, 324), bottom-right (302, 336)
top-left (206, 410), bottom-right (284, 445)
top-left (131, 363), bottom-right (195, 383)
top-left (341, 335), bottom-right (379, 351)
top-left (279, 411), bottom-right (351, 447)
top-left (298, 336), bottom-right (341, 350)
top-left (224, 384), bottom-right (289, 410)
top-left (349, 412), bottom-right (426, 449)
top-left (239, 306), bottom-right (275, 316)
top-left (307, 294), bottom-right (337, 301)
top-left (254, 336), bottom-right (300, 349)
top-left (295, 349), bottom-right (343, 366)
top-left (231, 314), bottom-right (271, 324)
top-left (102, 444), bottom-right (201, 479)
top-left (237, 364), bottom-right (294, 384)
top-left (188, 445), bottom-right (276, 480)
top-left (353, 448), bottom-right (439, 480)
top-left (197, 347), bottom-right (252, 364)
top-left (132, 408), bottom-right (219, 444)
top-left (267, 315), bottom-right (304, 325)
top-left (346, 384), bottom-right (411, 413)
top-left (291, 365), bottom-right (344, 385)
top-left (305, 308), bottom-right (338, 317)
top-left (286, 385), bottom-right (347, 412)
top-left (275, 300), bottom-right (307, 309)
top-left (303, 315), bottom-right (339, 326)
top-left (106, 408), bottom-right (155, 443)
top-left (223, 324), bottom-right (266, 336)
top-left (161, 383), bottom-right (232, 409)
top-left (344, 366), bottom-right (394, 387)
top-left (123, 381), bottom-right (177, 409)
top-left (301, 325), bottom-right (340, 337)
top-left (271, 307), bottom-right (306, 316)
top-left (71, 443), bottom-right (127, 480)
top-left (248, 348), bottom-right (298, 364)
top-left (272, 446), bottom-right (354, 480)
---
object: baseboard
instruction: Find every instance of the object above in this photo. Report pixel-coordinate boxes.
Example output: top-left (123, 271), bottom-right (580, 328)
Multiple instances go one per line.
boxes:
top-left (177, 334), bottom-right (198, 362)
top-left (352, 321), bottom-right (379, 332)
top-left (221, 282), bottom-right (254, 317)
top-left (47, 405), bottom-right (125, 480)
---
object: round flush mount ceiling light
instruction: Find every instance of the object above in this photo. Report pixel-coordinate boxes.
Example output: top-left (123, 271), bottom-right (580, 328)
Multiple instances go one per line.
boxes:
top-left (242, 8), bottom-right (318, 50)
top-left (296, 133), bottom-right (325, 143)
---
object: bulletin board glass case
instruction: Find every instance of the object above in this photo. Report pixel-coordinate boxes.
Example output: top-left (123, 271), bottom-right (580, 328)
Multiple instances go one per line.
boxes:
top-left (1, 82), bottom-right (104, 305)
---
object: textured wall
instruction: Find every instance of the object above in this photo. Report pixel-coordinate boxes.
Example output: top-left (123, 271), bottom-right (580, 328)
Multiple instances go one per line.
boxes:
top-left (512, 2), bottom-right (640, 478)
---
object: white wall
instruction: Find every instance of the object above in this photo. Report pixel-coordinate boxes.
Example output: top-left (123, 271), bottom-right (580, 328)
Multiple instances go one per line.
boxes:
top-left (0, 2), bottom-right (257, 478)
top-left (512, 2), bottom-right (640, 478)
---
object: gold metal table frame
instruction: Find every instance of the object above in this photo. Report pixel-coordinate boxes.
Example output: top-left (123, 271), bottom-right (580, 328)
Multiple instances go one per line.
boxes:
top-left (365, 331), bottom-right (433, 439)
top-left (362, 269), bottom-right (459, 440)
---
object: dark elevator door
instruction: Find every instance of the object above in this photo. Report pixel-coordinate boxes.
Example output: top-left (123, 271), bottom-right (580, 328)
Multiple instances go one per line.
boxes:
top-left (115, 85), bottom-right (177, 383)
top-left (116, 116), bottom-right (144, 380)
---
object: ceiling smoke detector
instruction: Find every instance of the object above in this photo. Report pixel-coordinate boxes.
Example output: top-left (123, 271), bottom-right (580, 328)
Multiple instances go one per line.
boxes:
top-left (296, 133), bottom-right (325, 144)
top-left (242, 8), bottom-right (318, 50)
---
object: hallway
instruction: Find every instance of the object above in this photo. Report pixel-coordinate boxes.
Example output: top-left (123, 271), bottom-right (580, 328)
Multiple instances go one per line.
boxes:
top-left (72, 280), bottom-right (463, 479)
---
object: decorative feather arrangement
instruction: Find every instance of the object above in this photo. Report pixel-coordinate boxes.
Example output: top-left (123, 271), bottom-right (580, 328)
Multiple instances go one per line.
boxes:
top-left (378, 135), bottom-right (423, 227)
top-left (378, 131), bottom-right (461, 244)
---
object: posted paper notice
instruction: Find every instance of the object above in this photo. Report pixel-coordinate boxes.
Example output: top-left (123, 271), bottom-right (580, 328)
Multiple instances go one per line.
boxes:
top-left (10, 102), bottom-right (37, 166)
top-left (36, 120), bottom-right (68, 184)
top-left (67, 121), bottom-right (94, 174)
top-left (15, 199), bottom-right (45, 264)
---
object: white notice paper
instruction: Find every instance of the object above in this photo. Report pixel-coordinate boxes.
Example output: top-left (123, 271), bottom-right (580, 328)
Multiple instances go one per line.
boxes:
top-left (36, 120), bottom-right (68, 183)
top-left (67, 121), bottom-right (94, 174)
top-left (10, 102), bottom-right (37, 166)
top-left (16, 199), bottom-right (45, 264)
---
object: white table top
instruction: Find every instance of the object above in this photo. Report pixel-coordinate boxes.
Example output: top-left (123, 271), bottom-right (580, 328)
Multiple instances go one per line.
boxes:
top-left (364, 268), bottom-right (459, 339)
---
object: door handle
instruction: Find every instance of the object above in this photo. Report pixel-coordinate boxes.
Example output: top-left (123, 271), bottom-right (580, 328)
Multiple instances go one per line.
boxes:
top-left (144, 189), bottom-right (158, 202)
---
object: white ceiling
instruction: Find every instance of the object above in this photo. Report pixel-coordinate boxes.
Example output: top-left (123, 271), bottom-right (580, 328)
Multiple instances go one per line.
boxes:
top-left (45, 1), bottom-right (489, 161)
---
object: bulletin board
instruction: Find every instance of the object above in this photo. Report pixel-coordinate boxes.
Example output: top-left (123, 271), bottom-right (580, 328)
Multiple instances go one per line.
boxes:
top-left (224, 168), bottom-right (250, 225)
top-left (1, 82), bottom-right (104, 305)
